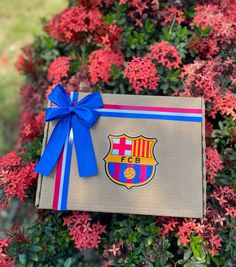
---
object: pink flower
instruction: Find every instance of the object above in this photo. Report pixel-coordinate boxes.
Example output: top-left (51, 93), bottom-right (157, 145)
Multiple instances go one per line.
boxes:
top-left (124, 57), bottom-right (159, 93)
top-left (209, 235), bottom-right (222, 256)
top-left (148, 41), bottom-right (182, 69)
top-left (0, 151), bottom-right (38, 208)
top-left (47, 56), bottom-right (70, 84)
top-left (95, 24), bottom-right (123, 52)
top-left (192, 4), bottom-right (235, 44)
top-left (63, 212), bottom-right (106, 250)
top-left (187, 35), bottom-right (219, 59)
top-left (210, 186), bottom-right (236, 208)
top-left (88, 49), bottom-right (124, 84)
top-left (213, 215), bottom-right (226, 226)
top-left (180, 57), bottom-right (236, 119)
top-left (225, 207), bottom-right (236, 218)
top-left (213, 91), bottom-right (236, 120)
top-left (15, 46), bottom-right (41, 76)
top-left (162, 6), bottom-right (184, 26)
top-left (0, 234), bottom-right (14, 266)
top-left (77, 0), bottom-right (114, 8)
top-left (158, 217), bottom-right (179, 237)
top-left (206, 147), bottom-right (223, 184)
top-left (45, 7), bottom-right (104, 43)
top-left (108, 244), bottom-right (120, 256)
top-left (20, 111), bottom-right (45, 143)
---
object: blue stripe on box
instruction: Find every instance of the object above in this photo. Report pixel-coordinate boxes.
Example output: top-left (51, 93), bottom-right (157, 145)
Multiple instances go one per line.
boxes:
top-left (98, 111), bottom-right (202, 122)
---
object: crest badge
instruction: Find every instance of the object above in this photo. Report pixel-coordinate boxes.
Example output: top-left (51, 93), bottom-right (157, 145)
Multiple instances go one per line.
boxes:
top-left (104, 134), bottom-right (158, 189)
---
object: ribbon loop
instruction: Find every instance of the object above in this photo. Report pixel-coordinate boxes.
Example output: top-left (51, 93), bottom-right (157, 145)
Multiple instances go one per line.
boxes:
top-left (35, 85), bottom-right (103, 177)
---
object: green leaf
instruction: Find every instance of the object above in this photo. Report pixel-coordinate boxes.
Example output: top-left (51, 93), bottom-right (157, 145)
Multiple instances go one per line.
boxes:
top-left (63, 257), bottom-right (72, 267)
top-left (29, 245), bottom-right (42, 252)
top-left (147, 236), bottom-right (153, 246)
top-left (210, 255), bottom-right (220, 266)
top-left (19, 254), bottom-right (26, 265)
top-left (31, 254), bottom-right (39, 262)
top-left (136, 225), bottom-right (146, 235)
top-left (184, 249), bottom-right (192, 260)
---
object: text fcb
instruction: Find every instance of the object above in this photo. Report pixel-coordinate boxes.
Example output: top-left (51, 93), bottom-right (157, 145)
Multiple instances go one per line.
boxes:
top-left (104, 134), bottom-right (158, 189)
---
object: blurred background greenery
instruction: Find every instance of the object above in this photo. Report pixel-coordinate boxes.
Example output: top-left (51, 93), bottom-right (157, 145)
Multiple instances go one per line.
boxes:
top-left (0, 0), bottom-right (67, 156)
top-left (0, 0), bottom-right (67, 230)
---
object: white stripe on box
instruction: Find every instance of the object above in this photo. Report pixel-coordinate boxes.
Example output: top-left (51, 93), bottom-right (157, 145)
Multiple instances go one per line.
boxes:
top-left (96, 109), bottom-right (202, 118)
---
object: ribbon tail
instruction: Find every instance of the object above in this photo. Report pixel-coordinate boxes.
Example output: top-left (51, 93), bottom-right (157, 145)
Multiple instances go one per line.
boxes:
top-left (34, 118), bottom-right (70, 176)
top-left (72, 116), bottom-right (98, 177)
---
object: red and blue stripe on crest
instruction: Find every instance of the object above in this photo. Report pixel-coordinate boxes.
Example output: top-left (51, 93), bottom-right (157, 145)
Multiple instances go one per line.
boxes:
top-left (108, 162), bottom-right (153, 186)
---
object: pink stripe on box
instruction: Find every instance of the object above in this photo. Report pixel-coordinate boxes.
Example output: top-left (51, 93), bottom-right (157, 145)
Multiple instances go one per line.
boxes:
top-left (52, 150), bottom-right (64, 210)
top-left (103, 104), bottom-right (202, 114)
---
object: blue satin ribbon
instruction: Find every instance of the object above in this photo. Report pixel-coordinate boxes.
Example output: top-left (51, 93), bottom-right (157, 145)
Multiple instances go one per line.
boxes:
top-left (34, 84), bottom-right (103, 177)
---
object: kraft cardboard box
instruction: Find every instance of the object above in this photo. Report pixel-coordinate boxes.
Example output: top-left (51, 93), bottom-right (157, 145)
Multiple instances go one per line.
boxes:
top-left (36, 92), bottom-right (206, 218)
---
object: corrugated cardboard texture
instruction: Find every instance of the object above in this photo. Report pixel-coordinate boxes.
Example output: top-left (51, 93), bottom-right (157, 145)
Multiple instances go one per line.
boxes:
top-left (36, 94), bottom-right (205, 218)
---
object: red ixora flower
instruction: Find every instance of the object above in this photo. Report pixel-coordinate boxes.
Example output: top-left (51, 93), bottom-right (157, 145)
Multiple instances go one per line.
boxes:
top-left (45, 7), bottom-right (103, 43)
top-left (47, 56), bottom-right (70, 84)
top-left (205, 147), bottom-right (223, 184)
top-left (124, 57), bottom-right (159, 93)
top-left (192, 4), bottom-right (235, 44)
top-left (148, 41), bottom-right (182, 69)
top-left (88, 49), bottom-right (124, 84)
top-left (161, 6), bottom-right (184, 26)
top-left (95, 24), bottom-right (123, 52)
top-left (63, 212), bottom-right (106, 250)
top-left (20, 110), bottom-right (45, 144)
top-left (179, 57), bottom-right (236, 120)
top-left (15, 45), bottom-right (42, 76)
top-left (77, 0), bottom-right (114, 8)
top-left (0, 233), bottom-right (14, 267)
top-left (0, 151), bottom-right (38, 208)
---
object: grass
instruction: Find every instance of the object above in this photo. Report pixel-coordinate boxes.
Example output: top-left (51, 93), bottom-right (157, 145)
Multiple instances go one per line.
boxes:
top-left (0, 0), bottom-right (67, 156)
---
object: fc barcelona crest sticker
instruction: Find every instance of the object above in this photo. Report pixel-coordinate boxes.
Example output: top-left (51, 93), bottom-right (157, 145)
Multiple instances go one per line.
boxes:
top-left (104, 134), bottom-right (158, 189)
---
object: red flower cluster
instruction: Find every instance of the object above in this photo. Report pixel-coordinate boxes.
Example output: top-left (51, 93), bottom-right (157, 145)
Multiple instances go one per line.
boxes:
top-left (19, 80), bottom-right (47, 144)
top-left (20, 111), bottom-right (45, 143)
top-left (124, 57), bottom-right (159, 93)
top-left (180, 58), bottom-right (236, 120)
top-left (45, 7), bottom-right (103, 43)
top-left (161, 6), bottom-right (184, 26)
top-left (0, 233), bottom-right (14, 267)
top-left (192, 3), bottom-right (235, 44)
top-left (77, 0), bottom-right (114, 8)
top-left (19, 81), bottom-right (47, 116)
top-left (206, 147), bottom-right (223, 184)
top-left (67, 66), bottom-right (93, 93)
top-left (187, 35), bottom-right (219, 59)
top-left (211, 186), bottom-right (236, 212)
top-left (205, 120), bottom-right (213, 145)
top-left (95, 24), bottom-right (123, 52)
top-left (15, 46), bottom-right (41, 76)
top-left (158, 216), bottom-right (222, 256)
top-left (148, 41), bottom-right (182, 69)
top-left (63, 212), bottom-right (106, 250)
top-left (88, 49), bottom-right (124, 84)
top-left (47, 56), bottom-right (70, 84)
top-left (212, 91), bottom-right (236, 120)
top-left (123, 0), bottom-right (160, 27)
top-left (0, 151), bottom-right (37, 208)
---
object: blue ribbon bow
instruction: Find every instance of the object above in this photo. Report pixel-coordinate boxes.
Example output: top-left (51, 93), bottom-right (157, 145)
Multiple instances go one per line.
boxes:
top-left (34, 84), bottom-right (103, 177)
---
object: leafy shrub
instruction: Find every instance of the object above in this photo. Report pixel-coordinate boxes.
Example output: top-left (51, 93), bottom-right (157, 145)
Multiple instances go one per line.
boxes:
top-left (0, 0), bottom-right (235, 266)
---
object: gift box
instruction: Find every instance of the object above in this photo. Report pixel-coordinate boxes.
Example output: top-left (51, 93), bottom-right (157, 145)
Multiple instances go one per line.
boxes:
top-left (35, 85), bottom-right (206, 218)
